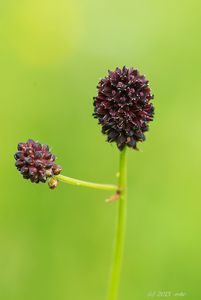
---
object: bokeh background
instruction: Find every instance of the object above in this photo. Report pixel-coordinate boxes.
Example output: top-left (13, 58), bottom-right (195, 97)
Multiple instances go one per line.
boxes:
top-left (0, 0), bottom-right (201, 299)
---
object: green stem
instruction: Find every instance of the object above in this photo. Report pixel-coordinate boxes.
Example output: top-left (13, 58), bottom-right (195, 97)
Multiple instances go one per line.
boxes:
top-left (55, 174), bottom-right (117, 192)
top-left (108, 148), bottom-right (127, 300)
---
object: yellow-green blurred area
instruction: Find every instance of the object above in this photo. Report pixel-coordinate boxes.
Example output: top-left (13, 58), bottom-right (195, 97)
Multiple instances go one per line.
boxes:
top-left (0, 0), bottom-right (200, 299)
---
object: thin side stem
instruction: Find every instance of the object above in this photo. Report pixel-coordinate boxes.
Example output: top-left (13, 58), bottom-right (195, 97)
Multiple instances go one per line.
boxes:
top-left (55, 174), bottom-right (117, 192)
top-left (108, 148), bottom-right (127, 300)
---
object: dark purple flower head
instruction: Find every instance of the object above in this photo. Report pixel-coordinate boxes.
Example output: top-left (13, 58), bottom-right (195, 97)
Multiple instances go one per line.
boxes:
top-left (14, 139), bottom-right (62, 186)
top-left (93, 66), bottom-right (154, 150)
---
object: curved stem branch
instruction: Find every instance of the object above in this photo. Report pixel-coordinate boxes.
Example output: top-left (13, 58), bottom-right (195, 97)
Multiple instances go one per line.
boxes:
top-left (108, 148), bottom-right (127, 300)
top-left (55, 174), bottom-right (117, 192)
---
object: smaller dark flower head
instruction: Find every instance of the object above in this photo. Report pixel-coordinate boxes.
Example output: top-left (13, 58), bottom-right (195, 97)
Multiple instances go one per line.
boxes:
top-left (93, 66), bottom-right (154, 150)
top-left (14, 139), bottom-right (62, 186)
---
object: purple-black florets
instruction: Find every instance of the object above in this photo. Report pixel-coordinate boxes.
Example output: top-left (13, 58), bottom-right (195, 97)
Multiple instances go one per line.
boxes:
top-left (14, 139), bottom-right (62, 184)
top-left (93, 66), bottom-right (154, 150)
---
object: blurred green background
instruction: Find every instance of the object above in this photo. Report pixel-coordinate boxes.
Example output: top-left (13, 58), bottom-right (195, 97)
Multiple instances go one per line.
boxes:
top-left (0, 0), bottom-right (201, 299)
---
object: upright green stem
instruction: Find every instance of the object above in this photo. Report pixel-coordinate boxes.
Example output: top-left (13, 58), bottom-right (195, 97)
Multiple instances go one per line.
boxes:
top-left (108, 148), bottom-right (127, 300)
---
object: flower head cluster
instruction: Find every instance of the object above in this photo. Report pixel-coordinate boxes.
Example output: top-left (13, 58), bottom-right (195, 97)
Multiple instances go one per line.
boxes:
top-left (93, 66), bottom-right (154, 150)
top-left (14, 139), bottom-right (62, 187)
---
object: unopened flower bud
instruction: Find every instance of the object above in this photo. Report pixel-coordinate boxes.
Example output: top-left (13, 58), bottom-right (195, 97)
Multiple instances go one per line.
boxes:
top-left (48, 178), bottom-right (59, 189)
